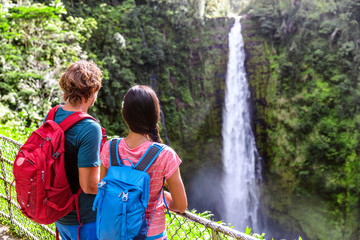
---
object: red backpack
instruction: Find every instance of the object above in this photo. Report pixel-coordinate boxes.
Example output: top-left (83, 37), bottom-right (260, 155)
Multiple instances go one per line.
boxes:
top-left (11, 105), bottom-right (107, 225)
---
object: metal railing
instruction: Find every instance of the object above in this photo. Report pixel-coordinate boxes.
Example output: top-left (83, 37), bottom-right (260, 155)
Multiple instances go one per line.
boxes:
top-left (0, 134), bottom-right (258, 240)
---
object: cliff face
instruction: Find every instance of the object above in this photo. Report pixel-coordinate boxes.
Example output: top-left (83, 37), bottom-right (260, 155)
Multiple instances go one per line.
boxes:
top-left (181, 17), bottom-right (232, 176)
top-left (169, 17), bottom-right (232, 179)
top-left (241, 13), bottom-right (354, 240)
top-left (174, 17), bottom-right (233, 218)
top-left (241, 16), bottom-right (310, 239)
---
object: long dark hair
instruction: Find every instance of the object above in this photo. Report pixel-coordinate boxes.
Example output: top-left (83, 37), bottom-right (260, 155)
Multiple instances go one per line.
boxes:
top-left (122, 85), bottom-right (163, 143)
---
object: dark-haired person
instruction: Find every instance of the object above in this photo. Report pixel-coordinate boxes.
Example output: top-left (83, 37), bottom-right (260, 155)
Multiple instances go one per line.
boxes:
top-left (48, 60), bottom-right (103, 240)
top-left (99, 85), bottom-right (187, 240)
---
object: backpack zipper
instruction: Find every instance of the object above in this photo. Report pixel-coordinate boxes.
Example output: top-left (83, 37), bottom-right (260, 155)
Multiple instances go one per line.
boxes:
top-left (19, 150), bottom-right (36, 165)
top-left (40, 137), bottom-right (52, 147)
top-left (26, 159), bottom-right (35, 165)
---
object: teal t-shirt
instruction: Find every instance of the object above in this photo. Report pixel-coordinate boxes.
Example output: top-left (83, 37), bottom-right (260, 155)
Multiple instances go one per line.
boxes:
top-left (45, 106), bottom-right (102, 225)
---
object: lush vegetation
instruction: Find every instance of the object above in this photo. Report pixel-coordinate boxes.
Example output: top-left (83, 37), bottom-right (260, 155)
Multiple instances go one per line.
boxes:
top-left (0, 0), bottom-right (233, 237)
top-left (242, 0), bottom-right (360, 239)
top-left (0, 0), bottom-right (96, 139)
top-left (0, 0), bottom-right (232, 189)
top-left (1, 0), bottom-right (360, 239)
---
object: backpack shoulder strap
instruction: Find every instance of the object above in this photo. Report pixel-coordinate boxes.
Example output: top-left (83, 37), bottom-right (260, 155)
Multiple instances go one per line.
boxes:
top-left (59, 111), bottom-right (97, 132)
top-left (109, 138), bottom-right (121, 167)
top-left (135, 143), bottom-right (166, 172)
top-left (58, 110), bottom-right (107, 152)
top-left (46, 105), bottom-right (62, 121)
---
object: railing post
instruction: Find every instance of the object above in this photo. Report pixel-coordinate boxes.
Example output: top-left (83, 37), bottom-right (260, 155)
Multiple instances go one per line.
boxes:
top-left (211, 229), bottom-right (221, 240)
top-left (0, 142), bottom-right (14, 224)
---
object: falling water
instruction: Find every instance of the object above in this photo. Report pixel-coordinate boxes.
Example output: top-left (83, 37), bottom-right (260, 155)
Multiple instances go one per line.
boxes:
top-left (222, 16), bottom-right (261, 232)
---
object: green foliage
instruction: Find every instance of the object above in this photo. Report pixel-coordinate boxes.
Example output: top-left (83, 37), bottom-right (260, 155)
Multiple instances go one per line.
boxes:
top-left (245, 227), bottom-right (267, 239)
top-left (243, 0), bottom-right (360, 239)
top-left (0, 0), bottom-right (96, 128)
top-left (0, 123), bottom-right (34, 143)
top-left (58, 1), bottom-right (230, 185)
top-left (1, 0), bottom-right (232, 210)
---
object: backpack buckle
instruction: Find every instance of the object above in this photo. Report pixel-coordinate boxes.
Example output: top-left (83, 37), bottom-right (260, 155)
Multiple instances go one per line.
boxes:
top-left (98, 181), bottom-right (106, 188)
top-left (52, 152), bottom-right (60, 159)
top-left (119, 192), bottom-right (128, 201)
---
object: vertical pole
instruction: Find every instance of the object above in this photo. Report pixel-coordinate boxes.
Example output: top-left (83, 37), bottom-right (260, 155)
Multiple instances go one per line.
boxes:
top-left (357, 160), bottom-right (360, 240)
top-left (211, 229), bottom-right (220, 240)
top-left (0, 142), bottom-right (14, 223)
top-left (356, 195), bottom-right (360, 240)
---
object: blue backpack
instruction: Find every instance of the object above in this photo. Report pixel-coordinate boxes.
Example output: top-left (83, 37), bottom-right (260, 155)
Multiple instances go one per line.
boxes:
top-left (92, 138), bottom-right (169, 240)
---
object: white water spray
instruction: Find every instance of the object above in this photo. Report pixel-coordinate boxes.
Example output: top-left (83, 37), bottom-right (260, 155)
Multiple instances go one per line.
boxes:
top-left (222, 16), bottom-right (261, 231)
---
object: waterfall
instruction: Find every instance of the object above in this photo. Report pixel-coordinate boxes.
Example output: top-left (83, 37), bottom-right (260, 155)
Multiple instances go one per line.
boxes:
top-left (222, 16), bottom-right (262, 232)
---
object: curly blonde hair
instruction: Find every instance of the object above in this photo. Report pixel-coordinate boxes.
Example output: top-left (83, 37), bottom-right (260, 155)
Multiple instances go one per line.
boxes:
top-left (59, 60), bottom-right (102, 105)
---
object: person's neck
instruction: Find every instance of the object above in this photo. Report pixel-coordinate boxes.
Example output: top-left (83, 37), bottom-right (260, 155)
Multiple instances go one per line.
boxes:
top-left (62, 102), bottom-right (89, 113)
top-left (125, 131), bottom-right (151, 149)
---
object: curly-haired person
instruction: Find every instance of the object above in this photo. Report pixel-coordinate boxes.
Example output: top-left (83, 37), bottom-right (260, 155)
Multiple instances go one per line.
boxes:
top-left (47, 60), bottom-right (103, 240)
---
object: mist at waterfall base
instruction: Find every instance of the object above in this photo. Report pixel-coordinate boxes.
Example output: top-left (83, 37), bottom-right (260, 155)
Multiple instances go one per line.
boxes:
top-left (188, 17), bottom-right (307, 240)
top-left (188, 167), bottom-right (225, 220)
